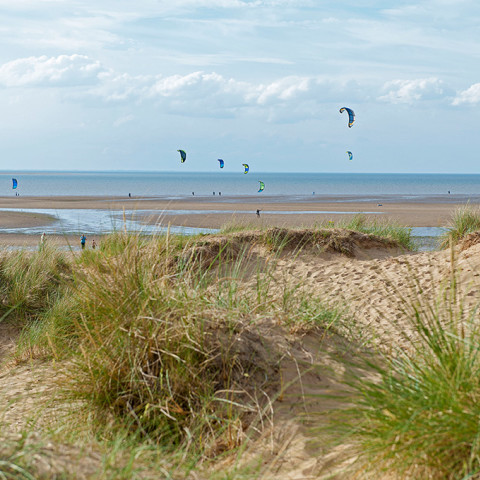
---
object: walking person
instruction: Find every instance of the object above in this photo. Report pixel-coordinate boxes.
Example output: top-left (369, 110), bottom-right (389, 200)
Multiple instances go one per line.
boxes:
top-left (92, 239), bottom-right (97, 249)
top-left (80, 234), bottom-right (87, 250)
top-left (256, 209), bottom-right (261, 218)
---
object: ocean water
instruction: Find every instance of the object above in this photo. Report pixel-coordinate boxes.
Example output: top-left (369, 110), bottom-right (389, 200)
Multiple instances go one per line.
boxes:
top-left (3, 171), bottom-right (480, 198)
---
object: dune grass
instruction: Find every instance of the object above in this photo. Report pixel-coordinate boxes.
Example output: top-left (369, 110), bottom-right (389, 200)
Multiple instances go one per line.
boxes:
top-left (220, 214), bottom-right (415, 251)
top-left (317, 214), bottom-right (415, 251)
top-left (0, 244), bottom-right (70, 323)
top-left (327, 252), bottom-right (480, 479)
top-left (440, 204), bottom-right (480, 248)
top-left (12, 230), bottom-right (339, 475)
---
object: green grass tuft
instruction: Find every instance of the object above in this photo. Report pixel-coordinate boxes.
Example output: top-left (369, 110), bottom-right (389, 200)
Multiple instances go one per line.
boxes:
top-left (317, 214), bottom-right (415, 251)
top-left (440, 204), bottom-right (480, 248)
top-left (328, 255), bottom-right (480, 479)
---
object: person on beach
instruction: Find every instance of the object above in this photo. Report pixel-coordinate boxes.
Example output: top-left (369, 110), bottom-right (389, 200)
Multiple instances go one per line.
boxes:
top-left (39, 232), bottom-right (46, 251)
top-left (128, 193), bottom-right (131, 198)
top-left (80, 234), bottom-right (86, 250)
top-left (256, 209), bottom-right (261, 217)
top-left (92, 239), bottom-right (97, 249)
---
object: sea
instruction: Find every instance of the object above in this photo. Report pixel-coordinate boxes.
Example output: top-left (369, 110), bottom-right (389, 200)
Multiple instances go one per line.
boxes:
top-left (3, 171), bottom-right (480, 198)
top-left (2, 171), bottom-right (478, 250)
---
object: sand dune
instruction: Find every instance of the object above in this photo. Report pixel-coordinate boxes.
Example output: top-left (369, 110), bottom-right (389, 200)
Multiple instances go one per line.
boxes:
top-left (1, 230), bottom-right (480, 478)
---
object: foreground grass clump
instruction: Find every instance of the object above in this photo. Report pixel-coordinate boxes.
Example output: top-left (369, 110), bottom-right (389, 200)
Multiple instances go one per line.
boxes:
top-left (333, 265), bottom-right (480, 479)
top-left (440, 204), bottom-right (480, 248)
top-left (21, 232), bottom-right (336, 458)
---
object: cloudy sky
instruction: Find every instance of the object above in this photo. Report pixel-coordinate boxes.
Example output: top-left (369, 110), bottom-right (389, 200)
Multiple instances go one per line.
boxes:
top-left (1, 0), bottom-right (480, 173)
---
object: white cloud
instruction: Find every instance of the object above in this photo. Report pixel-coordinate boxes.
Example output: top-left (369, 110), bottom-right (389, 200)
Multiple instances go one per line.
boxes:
top-left (94, 71), bottom-right (348, 119)
top-left (452, 83), bottom-right (480, 105)
top-left (0, 54), bottom-right (461, 121)
top-left (378, 78), bottom-right (445, 104)
top-left (0, 54), bottom-right (105, 87)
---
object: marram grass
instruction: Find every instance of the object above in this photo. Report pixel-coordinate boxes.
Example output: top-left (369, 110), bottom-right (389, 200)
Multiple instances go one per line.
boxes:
top-left (220, 214), bottom-right (415, 251)
top-left (440, 204), bottom-right (480, 248)
top-left (317, 213), bottom-right (415, 251)
top-left (327, 255), bottom-right (480, 479)
top-left (16, 231), bottom-right (338, 462)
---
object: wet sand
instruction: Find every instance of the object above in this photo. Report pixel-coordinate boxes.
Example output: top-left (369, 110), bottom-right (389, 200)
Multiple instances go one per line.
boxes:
top-left (0, 195), bottom-right (467, 246)
top-left (0, 195), bottom-right (465, 227)
top-left (0, 210), bottom-right (56, 229)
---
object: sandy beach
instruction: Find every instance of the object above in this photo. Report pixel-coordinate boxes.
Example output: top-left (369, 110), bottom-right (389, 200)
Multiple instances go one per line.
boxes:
top-left (0, 195), bottom-right (468, 243)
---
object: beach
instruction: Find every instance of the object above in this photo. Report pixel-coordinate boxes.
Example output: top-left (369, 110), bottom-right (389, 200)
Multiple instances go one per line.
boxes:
top-left (0, 195), bottom-right (468, 245)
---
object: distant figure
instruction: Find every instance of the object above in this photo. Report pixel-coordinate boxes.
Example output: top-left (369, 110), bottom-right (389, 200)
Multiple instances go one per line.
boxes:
top-left (213, 192), bottom-right (215, 195)
top-left (39, 232), bottom-right (46, 251)
top-left (313, 192), bottom-right (315, 195)
top-left (92, 239), bottom-right (97, 249)
top-left (448, 190), bottom-right (451, 194)
top-left (128, 193), bottom-right (131, 198)
top-left (80, 234), bottom-right (86, 250)
top-left (192, 192), bottom-right (194, 196)
top-left (219, 192), bottom-right (221, 196)
top-left (256, 209), bottom-right (261, 217)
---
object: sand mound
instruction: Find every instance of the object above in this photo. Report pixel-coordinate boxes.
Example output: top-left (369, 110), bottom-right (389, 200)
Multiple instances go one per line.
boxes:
top-left (458, 231), bottom-right (480, 251)
top-left (182, 228), bottom-right (407, 269)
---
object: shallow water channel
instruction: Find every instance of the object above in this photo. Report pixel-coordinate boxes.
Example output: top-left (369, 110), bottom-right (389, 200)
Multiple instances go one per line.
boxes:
top-left (0, 208), bottom-right (445, 252)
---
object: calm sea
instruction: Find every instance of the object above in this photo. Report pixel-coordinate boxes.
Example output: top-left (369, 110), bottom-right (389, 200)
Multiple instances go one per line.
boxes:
top-left (2, 171), bottom-right (480, 199)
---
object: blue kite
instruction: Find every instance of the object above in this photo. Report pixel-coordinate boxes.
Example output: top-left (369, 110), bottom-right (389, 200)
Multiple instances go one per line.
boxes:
top-left (339, 107), bottom-right (355, 128)
top-left (218, 159), bottom-right (224, 168)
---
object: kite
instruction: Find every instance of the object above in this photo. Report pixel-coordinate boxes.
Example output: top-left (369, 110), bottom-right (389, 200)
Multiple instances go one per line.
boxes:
top-left (218, 159), bottom-right (224, 168)
top-left (12, 178), bottom-right (17, 189)
top-left (258, 181), bottom-right (265, 192)
top-left (177, 149), bottom-right (187, 163)
top-left (339, 107), bottom-right (355, 128)
top-left (347, 151), bottom-right (353, 161)
top-left (242, 163), bottom-right (249, 174)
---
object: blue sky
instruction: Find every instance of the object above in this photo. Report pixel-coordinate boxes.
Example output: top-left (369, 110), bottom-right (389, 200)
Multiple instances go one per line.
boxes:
top-left (1, 0), bottom-right (480, 173)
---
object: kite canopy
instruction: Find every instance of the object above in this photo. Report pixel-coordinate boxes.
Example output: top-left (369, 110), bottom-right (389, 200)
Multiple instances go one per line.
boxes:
top-left (177, 149), bottom-right (187, 163)
top-left (347, 151), bottom-right (353, 161)
top-left (218, 159), bottom-right (224, 168)
top-left (242, 163), bottom-right (249, 174)
top-left (339, 107), bottom-right (355, 128)
top-left (12, 178), bottom-right (17, 189)
top-left (258, 181), bottom-right (265, 192)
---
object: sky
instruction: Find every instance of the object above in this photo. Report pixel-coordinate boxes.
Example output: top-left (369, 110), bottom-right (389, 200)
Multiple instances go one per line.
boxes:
top-left (1, 0), bottom-right (480, 173)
